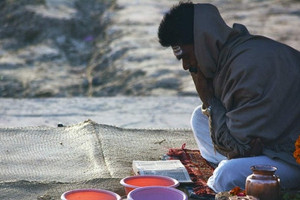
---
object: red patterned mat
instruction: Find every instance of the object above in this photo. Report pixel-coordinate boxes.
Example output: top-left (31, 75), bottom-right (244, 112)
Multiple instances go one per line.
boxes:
top-left (167, 144), bottom-right (216, 198)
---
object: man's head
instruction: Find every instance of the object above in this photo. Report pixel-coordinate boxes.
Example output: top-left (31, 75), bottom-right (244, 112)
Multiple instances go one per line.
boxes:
top-left (158, 2), bottom-right (197, 73)
top-left (158, 2), bottom-right (194, 47)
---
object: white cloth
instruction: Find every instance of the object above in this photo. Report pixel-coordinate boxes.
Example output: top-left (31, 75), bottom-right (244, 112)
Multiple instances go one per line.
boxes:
top-left (191, 105), bottom-right (227, 163)
top-left (190, 105), bottom-right (300, 192)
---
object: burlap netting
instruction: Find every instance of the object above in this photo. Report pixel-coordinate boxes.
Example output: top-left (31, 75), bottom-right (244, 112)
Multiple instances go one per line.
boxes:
top-left (0, 120), bottom-right (197, 199)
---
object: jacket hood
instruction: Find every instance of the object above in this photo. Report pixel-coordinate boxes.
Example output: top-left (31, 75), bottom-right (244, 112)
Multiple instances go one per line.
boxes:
top-left (193, 4), bottom-right (235, 78)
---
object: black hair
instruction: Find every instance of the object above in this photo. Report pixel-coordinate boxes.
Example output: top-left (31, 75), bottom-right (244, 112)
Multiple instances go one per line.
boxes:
top-left (158, 1), bottom-right (194, 47)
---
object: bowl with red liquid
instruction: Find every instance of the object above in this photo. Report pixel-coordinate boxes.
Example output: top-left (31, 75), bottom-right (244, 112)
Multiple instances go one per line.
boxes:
top-left (120, 175), bottom-right (179, 194)
top-left (61, 189), bottom-right (121, 200)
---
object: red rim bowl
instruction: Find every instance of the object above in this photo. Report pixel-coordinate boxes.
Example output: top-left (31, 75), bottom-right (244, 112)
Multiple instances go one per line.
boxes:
top-left (61, 189), bottom-right (121, 200)
top-left (120, 175), bottom-right (180, 194)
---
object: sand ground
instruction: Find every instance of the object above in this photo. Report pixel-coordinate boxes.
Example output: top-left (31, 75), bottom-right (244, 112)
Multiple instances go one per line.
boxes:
top-left (1, 0), bottom-right (299, 128)
top-left (0, 0), bottom-right (299, 98)
top-left (0, 97), bottom-right (200, 128)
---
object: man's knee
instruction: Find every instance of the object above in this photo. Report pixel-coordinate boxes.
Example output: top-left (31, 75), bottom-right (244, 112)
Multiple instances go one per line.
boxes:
top-left (190, 105), bottom-right (204, 128)
top-left (208, 159), bottom-right (248, 192)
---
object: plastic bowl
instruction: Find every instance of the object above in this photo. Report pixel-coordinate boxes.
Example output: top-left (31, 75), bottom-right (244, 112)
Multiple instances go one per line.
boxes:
top-left (61, 189), bottom-right (121, 200)
top-left (120, 175), bottom-right (179, 194)
top-left (127, 186), bottom-right (187, 200)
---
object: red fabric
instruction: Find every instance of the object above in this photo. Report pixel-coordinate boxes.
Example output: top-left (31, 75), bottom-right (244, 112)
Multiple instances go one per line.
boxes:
top-left (167, 144), bottom-right (216, 196)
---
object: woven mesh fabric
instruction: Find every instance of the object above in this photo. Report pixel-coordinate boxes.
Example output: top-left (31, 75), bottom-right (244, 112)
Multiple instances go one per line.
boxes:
top-left (0, 120), bottom-right (197, 199)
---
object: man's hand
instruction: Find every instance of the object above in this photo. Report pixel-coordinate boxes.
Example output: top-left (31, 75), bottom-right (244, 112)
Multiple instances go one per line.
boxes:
top-left (190, 68), bottom-right (214, 108)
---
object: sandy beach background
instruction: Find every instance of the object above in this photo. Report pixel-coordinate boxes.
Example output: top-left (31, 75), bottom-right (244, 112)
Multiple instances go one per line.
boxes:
top-left (1, 0), bottom-right (299, 98)
top-left (1, 0), bottom-right (299, 129)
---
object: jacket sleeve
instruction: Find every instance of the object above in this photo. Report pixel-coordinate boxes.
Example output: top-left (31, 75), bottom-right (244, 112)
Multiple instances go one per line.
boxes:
top-left (208, 97), bottom-right (252, 158)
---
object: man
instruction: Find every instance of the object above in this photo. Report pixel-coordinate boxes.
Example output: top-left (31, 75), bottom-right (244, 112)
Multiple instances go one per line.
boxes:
top-left (158, 2), bottom-right (300, 192)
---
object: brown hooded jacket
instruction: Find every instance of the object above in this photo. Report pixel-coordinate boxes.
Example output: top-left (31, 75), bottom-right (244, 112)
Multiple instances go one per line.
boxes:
top-left (193, 4), bottom-right (300, 167)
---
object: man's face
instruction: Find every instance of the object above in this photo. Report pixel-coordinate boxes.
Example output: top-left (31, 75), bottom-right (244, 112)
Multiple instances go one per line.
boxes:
top-left (172, 44), bottom-right (198, 73)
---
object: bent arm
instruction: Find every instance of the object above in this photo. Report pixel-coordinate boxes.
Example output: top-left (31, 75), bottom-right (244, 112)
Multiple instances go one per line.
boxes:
top-left (208, 95), bottom-right (265, 159)
top-left (190, 67), bottom-right (263, 159)
top-left (208, 98), bottom-right (250, 158)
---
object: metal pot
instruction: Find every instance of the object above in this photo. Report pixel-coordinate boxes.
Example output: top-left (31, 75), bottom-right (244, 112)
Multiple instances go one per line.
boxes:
top-left (245, 165), bottom-right (280, 200)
